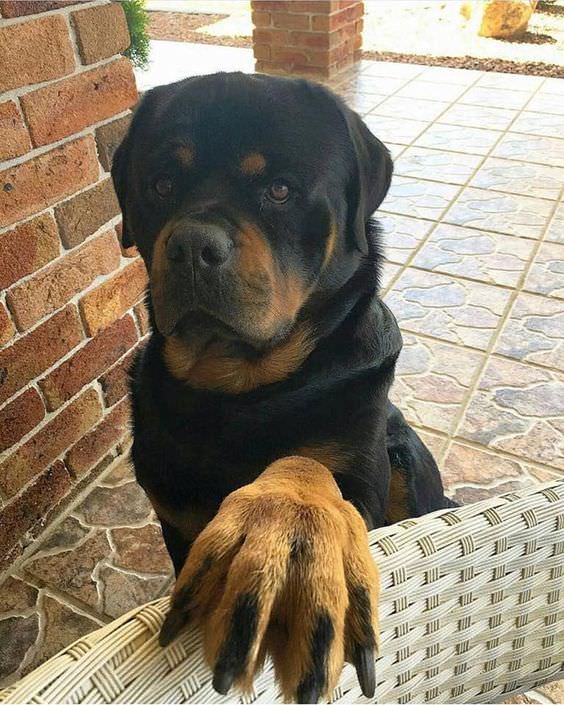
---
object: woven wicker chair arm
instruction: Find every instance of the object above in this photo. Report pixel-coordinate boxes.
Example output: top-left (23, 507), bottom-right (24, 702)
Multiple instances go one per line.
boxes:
top-left (1, 479), bottom-right (563, 704)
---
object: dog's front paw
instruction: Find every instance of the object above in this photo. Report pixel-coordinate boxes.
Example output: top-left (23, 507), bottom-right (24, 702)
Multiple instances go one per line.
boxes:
top-left (159, 457), bottom-right (379, 703)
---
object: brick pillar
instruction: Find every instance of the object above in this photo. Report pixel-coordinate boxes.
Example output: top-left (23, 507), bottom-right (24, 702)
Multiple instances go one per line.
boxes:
top-left (251, 1), bottom-right (364, 78)
top-left (0, 0), bottom-right (146, 574)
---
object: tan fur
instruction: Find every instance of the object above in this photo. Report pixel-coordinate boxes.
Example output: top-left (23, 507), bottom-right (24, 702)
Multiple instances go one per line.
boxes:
top-left (240, 152), bottom-right (266, 175)
top-left (164, 323), bottom-right (315, 393)
top-left (294, 441), bottom-right (350, 474)
top-left (237, 223), bottom-right (307, 337)
top-left (165, 456), bottom-right (379, 702)
top-left (386, 466), bottom-right (411, 523)
top-left (175, 145), bottom-right (194, 166)
top-left (322, 219), bottom-right (338, 271)
top-left (150, 223), bottom-right (173, 322)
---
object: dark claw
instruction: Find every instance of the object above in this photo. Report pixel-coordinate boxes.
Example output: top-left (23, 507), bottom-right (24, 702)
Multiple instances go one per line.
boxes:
top-left (297, 682), bottom-right (320, 704)
top-left (353, 644), bottom-right (375, 698)
top-left (159, 608), bottom-right (190, 647)
top-left (213, 667), bottom-right (236, 695)
top-left (212, 593), bottom-right (258, 696)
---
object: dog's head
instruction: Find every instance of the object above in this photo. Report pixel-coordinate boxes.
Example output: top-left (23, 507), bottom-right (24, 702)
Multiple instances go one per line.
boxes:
top-left (112, 72), bottom-right (392, 350)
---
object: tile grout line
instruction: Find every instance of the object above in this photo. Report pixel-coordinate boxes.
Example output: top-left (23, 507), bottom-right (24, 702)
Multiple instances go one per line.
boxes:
top-left (374, 74), bottom-right (562, 468)
top-left (448, 218), bottom-right (563, 462)
top-left (394, 325), bottom-right (564, 377)
top-left (443, 76), bottom-right (560, 452)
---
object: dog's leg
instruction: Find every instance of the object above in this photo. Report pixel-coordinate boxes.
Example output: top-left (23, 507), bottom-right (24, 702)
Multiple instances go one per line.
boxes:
top-left (160, 518), bottom-right (192, 578)
top-left (386, 402), bottom-right (458, 523)
top-left (158, 456), bottom-right (379, 703)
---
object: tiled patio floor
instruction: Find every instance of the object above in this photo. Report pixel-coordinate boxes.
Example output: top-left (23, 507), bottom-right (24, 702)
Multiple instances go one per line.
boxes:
top-left (1, 43), bottom-right (562, 702)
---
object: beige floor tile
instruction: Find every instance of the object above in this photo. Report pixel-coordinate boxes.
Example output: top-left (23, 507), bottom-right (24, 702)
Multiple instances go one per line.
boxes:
top-left (395, 80), bottom-right (468, 102)
top-left (378, 213), bottom-right (434, 264)
top-left (495, 293), bottom-right (564, 372)
top-left (385, 267), bottom-right (511, 350)
top-left (470, 157), bottom-right (564, 200)
top-left (414, 123), bottom-right (501, 155)
top-left (413, 223), bottom-right (535, 288)
top-left (459, 86), bottom-right (531, 110)
top-left (381, 176), bottom-right (460, 220)
top-left (511, 111), bottom-right (564, 139)
top-left (395, 146), bottom-right (482, 184)
top-left (493, 133), bottom-right (564, 168)
top-left (371, 96), bottom-right (450, 122)
top-left (458, 357), bottom-right (564, 470)
top-left (390, 333), bottom-right (483, 434)
top-left (546, 202), bottom-right (564, 244)
top-left (524, 242), bottom-right (564, 299)
top-left (444, 187), bottom-right (554, 239)
top-left (474, 72), bottom-right (544, 92)
top-left (364, 114), bottom-right (430, 145)
top-left (438, 103), bottom-right (517, 131)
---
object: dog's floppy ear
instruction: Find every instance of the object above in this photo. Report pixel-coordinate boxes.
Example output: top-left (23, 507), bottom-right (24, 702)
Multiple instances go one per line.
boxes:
top-left (342, 106), bottom-right (393, 254)
top-left (111, 133), bottom-right (134, 249)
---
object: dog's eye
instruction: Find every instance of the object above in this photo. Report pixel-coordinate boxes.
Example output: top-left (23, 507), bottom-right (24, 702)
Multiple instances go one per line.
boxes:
top-left (154, 176), bottom-right (174, 199)
top-left (267, 180), bottom-right (290, 204)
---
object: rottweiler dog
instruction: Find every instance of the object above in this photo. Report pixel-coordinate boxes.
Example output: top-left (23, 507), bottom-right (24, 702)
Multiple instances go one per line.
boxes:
top-left (111, 72), bottom-right (454, 703)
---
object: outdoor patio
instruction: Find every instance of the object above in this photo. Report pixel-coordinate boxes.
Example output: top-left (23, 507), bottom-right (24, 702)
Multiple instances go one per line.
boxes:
top-left (1, 41), bottom-right (562, 702)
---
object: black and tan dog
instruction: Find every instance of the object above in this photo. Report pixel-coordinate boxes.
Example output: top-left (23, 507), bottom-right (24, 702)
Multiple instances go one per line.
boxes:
top-left (112, 72), bottom-right (454, 703)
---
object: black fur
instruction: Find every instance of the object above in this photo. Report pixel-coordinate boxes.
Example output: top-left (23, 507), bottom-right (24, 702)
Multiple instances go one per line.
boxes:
top-left (112, 70), bottom-right (452, 598)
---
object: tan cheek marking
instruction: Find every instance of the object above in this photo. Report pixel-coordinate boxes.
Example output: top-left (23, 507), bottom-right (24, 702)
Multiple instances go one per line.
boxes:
top-left (240, 152), bottom-right (266, 175)
top-left (175, 145), bottom-right (194, 166)
top-left (150, 222), bottom-right (174, 316)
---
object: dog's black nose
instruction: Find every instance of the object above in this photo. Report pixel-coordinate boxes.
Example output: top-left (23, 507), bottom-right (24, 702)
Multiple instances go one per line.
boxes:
top-left (167, 223), bottom-right (233, 269)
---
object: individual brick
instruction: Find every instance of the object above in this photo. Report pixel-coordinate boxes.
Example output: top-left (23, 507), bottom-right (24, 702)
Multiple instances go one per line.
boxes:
top-left (100, 347), bottom-right (137, 407)
top-left (0, 305), bottom-right (83, 405)
top-left (0, 388), bottom-right (102, 497)
top-left (20, 59), bottom-right (138, 148)
top-left (0, 213), bottom-right (60, 291)
top-left (0, 136), bottom-right (99, 229)
top-left (0, 460), bottom-right (71, 562)
top-left (66, 397), bottom-right (130, 476)
top-left (40, 314), bottom-right (137, 410)
top-left (272, 13), bottom-right (311, 29)
top-left (251, 10), bottom-right (272, 27)
top-left (0, 1), bottom-right (78, 17)
top-left (95, 114), bottom-right (132, 172)
top-left (72, 3), bottom-right (130, 64)
top-left (7, 229), bottom-right (121, 332)
top-left (0, 388), bottom-right (45, 453)
top-left (311, 3), bottom-right (363, 31)
top-left (0, 303), bottom-right (15, 346)
top-left (55, 178), bottom-right (120, 249)
top-left (80, 258), bottom-right (148, 336)
top-left (0, 14), bottom-right (75, 92)
top-left (0, 101), bottom-right (31, 162)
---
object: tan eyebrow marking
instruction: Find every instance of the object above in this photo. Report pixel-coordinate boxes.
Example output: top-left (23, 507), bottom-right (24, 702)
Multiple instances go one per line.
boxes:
top-left (240, 152), bottom-right (267, 175)
top-left (175, 145), bottom-right (194, 166)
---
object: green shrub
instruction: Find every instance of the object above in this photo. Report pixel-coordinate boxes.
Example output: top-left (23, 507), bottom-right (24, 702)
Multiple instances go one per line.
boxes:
top-left (122, 0), bottom-right (150, 70)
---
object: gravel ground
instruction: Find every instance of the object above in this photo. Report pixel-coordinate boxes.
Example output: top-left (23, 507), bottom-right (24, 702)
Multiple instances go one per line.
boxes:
top-left (147, 2), bottom-right (564, 78)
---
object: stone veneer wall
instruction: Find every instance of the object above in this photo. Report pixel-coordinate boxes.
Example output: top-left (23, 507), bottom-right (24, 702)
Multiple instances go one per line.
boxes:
top-left (0, 0), bottom-right (147, 575)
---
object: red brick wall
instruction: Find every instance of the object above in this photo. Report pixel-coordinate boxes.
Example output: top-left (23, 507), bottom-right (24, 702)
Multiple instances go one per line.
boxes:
top-left (251, 0), bottom-right (364, 78)
top-left (0, 0), bottom-right (146, 573)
